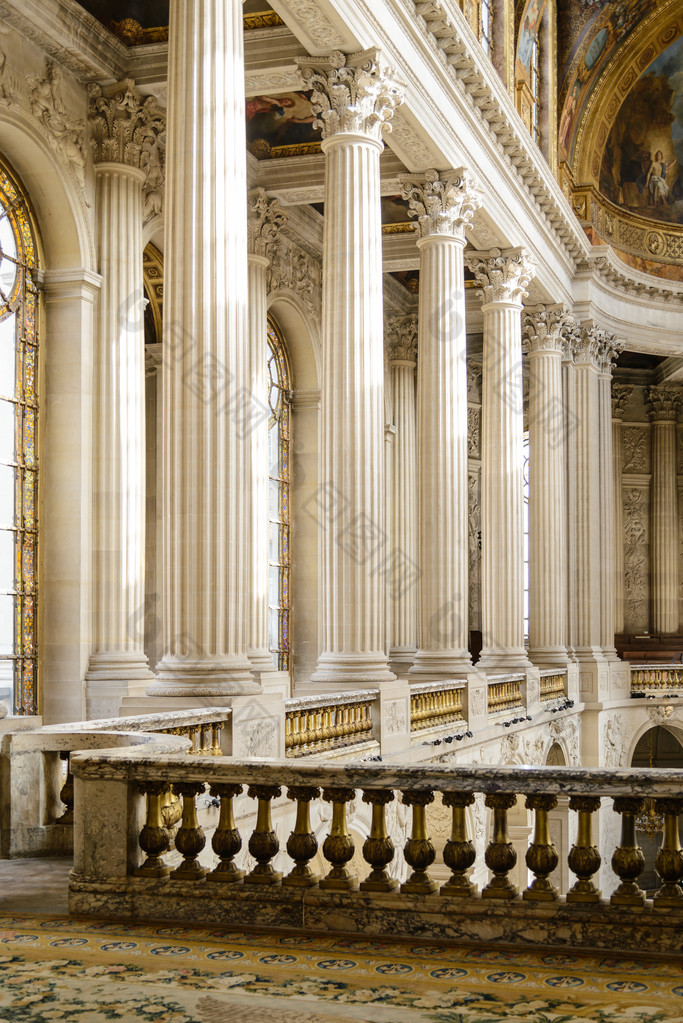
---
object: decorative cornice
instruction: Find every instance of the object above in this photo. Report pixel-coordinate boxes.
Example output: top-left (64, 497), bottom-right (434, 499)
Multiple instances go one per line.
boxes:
top-left (401, 168), bottom-right (481, 242)
top-left (88, 79), bottom-right (166, 221)
top-left (248, 188), bottom-right (288, 261)
top-left (296, 48), bottom-right (404, 143)
top-left (465, 247), bottom-right (535, 306)
top-left (523, 305), bottom-right (577, 354)
top-left (647, 385), bottom-right (681, 423)
top-left (385, 314), bottom-right (418, 363)
top-left (611, 383), bottom-right (633, 420)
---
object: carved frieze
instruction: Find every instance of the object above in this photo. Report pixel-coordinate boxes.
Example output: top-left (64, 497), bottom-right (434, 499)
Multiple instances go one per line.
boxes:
top-left (297, 49), bottom-right (404, 143)
top-left (611, 383), bottom-right (633, 420)
top-left (622, 426), bottom-right (649, 474)
top-left (623, 486), bottom-right (650, 632)
top-left (267, 232), bottom-right (322, 322)
top-left (467, 405), bottom-right (480, 458)
top-left (467, 470), bottom-right (481, 629)
top-left (27, 59), bottom-right (86, 187)
top-left (401, 169), bottom-right (481, 241)
top-left (465, 247), bottom-right (535, 305)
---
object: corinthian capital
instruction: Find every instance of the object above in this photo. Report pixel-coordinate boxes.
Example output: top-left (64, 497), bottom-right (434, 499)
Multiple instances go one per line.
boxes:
top-left (401, 169), bottom-right (481, 242)
top-left (296, 49), bottom-right (404, 143)
top-left (572, 323), bottom-right (622, 371)
top-left (248, 188), bottom-right (287, 261)
top-left (647, 385), bottom-right (681, 423)
top-left (523, 304), bottom-right (577, 354)
top-left (611, 383), bottom-right (633, 419)
top-left (385, 314), bottom-right (418, 363)
top-left (465, 247), bottom-right (535, 305)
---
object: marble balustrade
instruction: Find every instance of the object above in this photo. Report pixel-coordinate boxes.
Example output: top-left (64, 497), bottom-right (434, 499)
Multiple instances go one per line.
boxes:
top-left (486, 674), bottom-right (525, 714)
top-left (539, 669), bottom-right (568, 702)
top-left (68, 751), bottom-right (683, 952)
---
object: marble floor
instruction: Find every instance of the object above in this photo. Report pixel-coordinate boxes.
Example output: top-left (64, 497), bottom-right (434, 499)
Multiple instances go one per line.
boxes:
top-left (0, 858), bottom-right (682, 1022)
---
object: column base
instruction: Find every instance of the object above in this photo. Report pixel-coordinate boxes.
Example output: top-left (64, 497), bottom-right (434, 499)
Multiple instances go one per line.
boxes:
top-left (409, 649), bottom-right (473, 678)
top-left (85, 655), bottom-right (156, 719)
top-left (528, 647), bottom-right (570, 668)
top-left (310, 652), bottom-right (396, 685)
top-left (149, 655), bottom-right (260, 697)
top-left (248, 649), bottom-right (277, 673)
top-left (477, 648), bottom-right (531, 673)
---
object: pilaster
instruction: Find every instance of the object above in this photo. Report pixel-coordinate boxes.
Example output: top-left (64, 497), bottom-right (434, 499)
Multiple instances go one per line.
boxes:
top-left (647, 385), bottom-right (681, 636)
top-left (611, 383), bottom-right (632, 637)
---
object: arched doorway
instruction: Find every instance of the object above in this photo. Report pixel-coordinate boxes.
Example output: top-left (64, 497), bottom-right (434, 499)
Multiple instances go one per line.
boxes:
top-left (631, 725), bottom-right (683, 894)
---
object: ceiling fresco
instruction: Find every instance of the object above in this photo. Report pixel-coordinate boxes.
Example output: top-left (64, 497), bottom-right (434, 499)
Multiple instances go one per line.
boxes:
top-left (599, 35), bottom-right (683, 226)
top-left (77, 0), bottom-right (270, 38)
top-left (246, 91), bottom-right (321, 159)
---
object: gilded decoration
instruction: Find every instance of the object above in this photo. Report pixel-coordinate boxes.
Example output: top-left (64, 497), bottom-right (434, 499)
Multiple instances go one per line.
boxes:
top-left (143, 243), bottom-right (164, 348)
top-left (246, 92), bottom-right (322, 160)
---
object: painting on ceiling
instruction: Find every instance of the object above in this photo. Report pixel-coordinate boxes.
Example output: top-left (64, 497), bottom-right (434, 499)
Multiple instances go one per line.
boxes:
top-left (246, 92), bottom-right (322, 159)
top-left (78, 1), bottom-right (169, 28)
top-left (557, 0), bottom-right (656, 161)
top-left (599, 34), bottom-right (683, 225)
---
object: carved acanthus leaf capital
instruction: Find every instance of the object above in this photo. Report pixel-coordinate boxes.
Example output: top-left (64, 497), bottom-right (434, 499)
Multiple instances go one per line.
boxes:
top-left (248, 188), bottom-right (287, 261)
top-left (401, 169), bottom-right (481, 241)
top-left (385, 314), bottom-right (418, 363)
top-left (296, 49), bottom-right (404, 143)
top-left (647, 385), bottom-right (681, 423)
top-left (88, 79), bottom-right (166, 220)
top-left (572, 323), bottom-right (621, 371)
top-left (611, 383), bottom-right (633, 419)
top-left (523, 304), bottom-right (577, 354)
top-left (464, 247), bottom-right (535, 306)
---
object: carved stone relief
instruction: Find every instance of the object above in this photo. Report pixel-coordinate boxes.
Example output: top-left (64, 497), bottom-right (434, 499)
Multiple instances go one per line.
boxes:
top-left (384, 699), bottom-right (408, 736)
top-left (603, 714), bottom-right (625, 768)
top-left (677, 426), bottom-right (683, 475)
top-left (467, 405), bottom-right (480, 458)
top-left (622, 425), bottom-right (649, 474)
top-left (467, 470), bottom-right (481, 630)
top-left (234, 718), bottom-right (278, 759)
top-left (267, 232), bottom-right (322, 322)
top-left (27, 59), bottom-right (86, 188)
top-left (623, 487), bottom-right (650, 633)
top-left (466, 359), bottom-right (482, 403)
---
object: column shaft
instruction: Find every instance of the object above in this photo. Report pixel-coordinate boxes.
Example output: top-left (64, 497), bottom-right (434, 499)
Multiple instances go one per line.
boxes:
top-left (571, 360), bottom-right (602, 656)
top-left (611, 389), bottom-right (630, 637)
top-left (153, 0), bottom-right (257, 692)
top-left (598, 371), bottom-right (617, 655)
top-left (648, 387), bottom-right (681, 635)
top-left (389, 360), bottom-right (417, 658)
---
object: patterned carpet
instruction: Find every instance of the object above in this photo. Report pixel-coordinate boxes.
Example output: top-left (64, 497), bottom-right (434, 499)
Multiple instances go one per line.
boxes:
top-left (1, 911), bottom-right (682, 1022)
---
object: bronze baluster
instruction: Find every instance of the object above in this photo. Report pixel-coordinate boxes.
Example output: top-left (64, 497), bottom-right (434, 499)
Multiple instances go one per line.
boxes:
top-left (524, 794), bottom-right (559, 901)
top-left (135, 781), bottom-right (171, 877)
top-left (284, 786), bottom-right (321, 887)
top-left (482, 792), bottom-right (518, 899)
top-left (58, 751), bottom-right (74, 824)
top-left (401, 791), bottom-right (438, 894)
top-left (320, 787), bottom-right (358, 890)
top-left (170, 782), bottom-right (207, 880)
top-left (441, 792), bottom-right (476, 897)
top-left (160, 786), bottom-right (183, 842)
top-left (611, 797), bottom-right (646, 906)
top-left (653, 798), bottom-right (683, 907)
top-left (566, 795), bottom-right (602, 903)
top-left (245, 784), bottom-right (282, 885)
top-left (360, 789), bottom-right (398, 892)
top-left (208, 783), bottom-right (244, 882)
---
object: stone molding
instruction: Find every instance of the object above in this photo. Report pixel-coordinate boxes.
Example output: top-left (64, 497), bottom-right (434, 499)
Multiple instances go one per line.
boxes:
top-left (611, 383), bottom-right (633, 420)
top-left (647, 385), bottom-right (681, 423)
top-left (247, 187), bottom-right (288, 261)
top-left (465, 247), bottom-right (535, 306)
top-left (297, 49), bottom-right (404, 143)
top-left (88, 78), bottom-right (166, 222)
top-left (401, 168), bottom-right (481, 241)
top-left (385, 313), bottom-right (418, 363)
top-left (523, 305), bottom-right (576, 354)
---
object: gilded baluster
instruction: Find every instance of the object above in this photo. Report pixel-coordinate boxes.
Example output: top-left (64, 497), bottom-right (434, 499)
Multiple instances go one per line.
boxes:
top-left (208, 783), bottom-right (244, 882)
top-left (401, 791), bottom-right (438, 894)
top-left (201, 724), bottom-right (212, 754)
top-left (285, 714), bottom-right (294, 753)
top-left (482, 792), bottom-right (518, 899)
top-left (321, 708), bottom-right (333, 747)
top-left (441, 792), bottom-right (476, 896)
top-left (523, 794), bottom-right (559, 901)
top-left (284, 786), bottom-right (321, 887)
top-left (361, 703), bottom-right (373, 737)
top-left (171, 782), bottom-right (207, 880)
top-left (245, 784), bottom-right (282, 885)
top-left (566, 795), bottom-right (602, 903)
top-left (653, 798), bottom-right (683, 906)
top-left (320, 787), bottom-right (357, 889)
top-left (360, 789), bottom-right (398, 892)
top-left (611, 796), bottom-right (645, 905)
top-left (160, 786), bottom-right (183, 839)
top-left (135, 781), bottom-right (171, 877)
top-left (210, 722), bottom-right (223, 756)
top-left (58, 751), bottom-right (74, 824)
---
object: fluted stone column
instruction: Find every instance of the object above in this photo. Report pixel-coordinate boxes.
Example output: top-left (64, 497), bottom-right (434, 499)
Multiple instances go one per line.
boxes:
top-left (569, 325), bottom-right (604, 662)
top-left (611, 384), bottom-right (632, 637)
top-left (524, 306), bottom-right (572, 666)
top-left (85, 80), bottom-right (165, 707)
top-left (647, 385), bottom-right (682, 635)
top-left (597, 336), bottom-right (623, 657)
top-left (151, 0), bottom-right (258, 694)
top-left (246, 189), bottom-right (287, 675)
top-left (385, 315), bottom-right (418, 665)
top-left (466, 249), bottom-right (535, 671)
top-left (297, 50), bottom-right (403, 684)
top-left (403, 172), bottom-right (481, 676)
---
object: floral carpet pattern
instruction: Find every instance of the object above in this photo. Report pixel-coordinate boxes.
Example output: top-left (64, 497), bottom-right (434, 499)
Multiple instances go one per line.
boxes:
top-left (0, 912), bottom-right (682, 1022)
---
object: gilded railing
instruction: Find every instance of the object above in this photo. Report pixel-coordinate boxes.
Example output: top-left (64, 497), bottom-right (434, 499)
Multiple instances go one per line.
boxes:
top-left (487, 674), bottom-right (524, 714)
top-left (410, 681), bottom-right (465, 732)
top-left (284, 691), bottom-right (375, 757)
top-left (539, 669), bottom-right (567, 702)
top-left (70, 753), bottom-right (683, 953)
top-left (631, 665), bottom-right (683, 693)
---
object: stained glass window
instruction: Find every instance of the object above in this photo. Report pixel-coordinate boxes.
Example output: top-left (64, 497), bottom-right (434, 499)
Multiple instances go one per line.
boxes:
top-left (480, 0), bottom-right (493, 57)
top-left (0, 159), bottom-right (39, 715)
top-left (266, 317), bottom-right (291, 673)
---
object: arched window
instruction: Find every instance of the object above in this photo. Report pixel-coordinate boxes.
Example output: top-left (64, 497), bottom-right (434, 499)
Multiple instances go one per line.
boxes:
top-left (0, 160), bottom-right (39, 715)
top-left (266, 317), bottom-right (292, 673)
